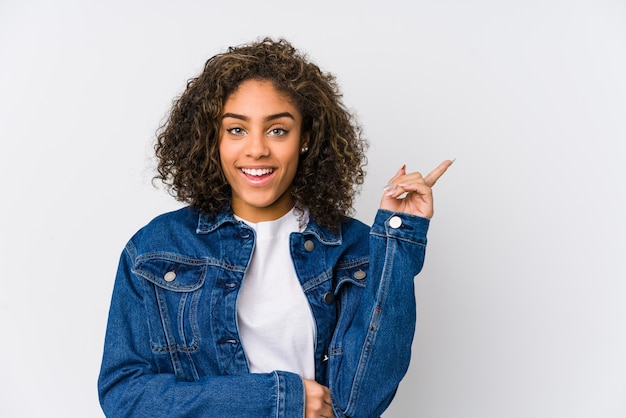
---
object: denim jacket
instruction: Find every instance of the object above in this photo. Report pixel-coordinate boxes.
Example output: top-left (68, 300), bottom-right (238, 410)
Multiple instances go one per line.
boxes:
top-left (98, 206), bottom-right (429, 418)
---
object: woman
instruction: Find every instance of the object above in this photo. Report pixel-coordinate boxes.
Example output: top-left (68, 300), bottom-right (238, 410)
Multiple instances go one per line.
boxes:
top-left (98, 37), bottom-right (452, 418)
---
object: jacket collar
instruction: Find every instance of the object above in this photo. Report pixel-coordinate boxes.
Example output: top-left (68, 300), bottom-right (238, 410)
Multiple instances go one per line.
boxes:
top-left (196, 209), bottom-right (237, 234)
top-left (195, 208), bottom-right (342, 245)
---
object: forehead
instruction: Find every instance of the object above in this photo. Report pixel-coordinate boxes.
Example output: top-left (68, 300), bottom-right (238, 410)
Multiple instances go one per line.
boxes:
top-left (223, 79), bottom-right (300, 116)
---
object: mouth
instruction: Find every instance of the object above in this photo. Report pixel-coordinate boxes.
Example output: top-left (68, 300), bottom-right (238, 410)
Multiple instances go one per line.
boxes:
top-left (240, 167), bottom-right (275, 177)
top-left (239, 167), bottom-right (276, 185)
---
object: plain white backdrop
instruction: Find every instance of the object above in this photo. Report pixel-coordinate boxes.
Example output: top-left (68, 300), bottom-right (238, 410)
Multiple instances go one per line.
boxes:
top-left (1, 1), bottom-right (625, 417)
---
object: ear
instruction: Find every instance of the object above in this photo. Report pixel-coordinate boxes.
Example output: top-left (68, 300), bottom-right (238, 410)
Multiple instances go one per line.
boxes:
top-left (300, 132), bottom-right (310, 154)
top-left (300, 131), bottom-right (310, 148)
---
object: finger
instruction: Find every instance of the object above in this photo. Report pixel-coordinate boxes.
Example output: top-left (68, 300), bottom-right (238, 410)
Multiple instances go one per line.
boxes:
top-left (392, 164), bottom-right (407, 181)
top-left (423, 159), bottom-right (454, 187)
top-left (382, 164), bottom-right (406, 192)
top-left (321, 400), bottom-right (333, 418)
top-left (395, 181), bottom-right (432, 198)
top-left (385, 172), bottom-right (426, 198)
top-left (323, 390), bottom-right (332, 409)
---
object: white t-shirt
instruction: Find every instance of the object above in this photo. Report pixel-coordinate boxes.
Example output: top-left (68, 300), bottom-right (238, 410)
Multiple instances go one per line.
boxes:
top-left (236, 208), bottom-right (316, 379)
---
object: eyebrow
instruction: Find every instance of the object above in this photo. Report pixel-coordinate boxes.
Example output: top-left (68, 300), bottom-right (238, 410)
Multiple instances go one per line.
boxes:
top-left (221, 112), bottom-right (296, 122)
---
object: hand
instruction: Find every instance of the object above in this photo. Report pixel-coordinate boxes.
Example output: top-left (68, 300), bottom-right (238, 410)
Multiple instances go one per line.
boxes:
top-left (380, 160), bottom-right (453, 219)
top-left (303, 378), bottom-right (332, 418)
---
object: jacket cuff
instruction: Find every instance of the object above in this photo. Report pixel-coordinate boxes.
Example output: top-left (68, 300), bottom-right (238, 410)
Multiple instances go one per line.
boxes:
top-left (371, 209), bottom-right (430, 244)
top-left (274, 371), bottom-right (305, 417)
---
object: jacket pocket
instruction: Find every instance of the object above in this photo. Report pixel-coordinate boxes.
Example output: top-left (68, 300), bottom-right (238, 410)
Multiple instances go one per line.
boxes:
top-left (334, 260), bottom-right (368, 295)
top-left (133, 254), bottom-right (207, 357)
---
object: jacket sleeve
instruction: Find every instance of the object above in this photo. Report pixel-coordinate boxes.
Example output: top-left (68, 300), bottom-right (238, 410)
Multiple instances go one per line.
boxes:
top-left (329, 209), bottom-right (429, 417)
top-left (97, 245), bottom-right (305, 418)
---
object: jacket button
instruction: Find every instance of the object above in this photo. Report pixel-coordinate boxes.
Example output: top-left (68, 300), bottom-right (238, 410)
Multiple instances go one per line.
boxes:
top-left (389, 216), bottom-right (402, 229)
top-left (304, 240), bottom-right (315, 252)
top-left (323, 291), bottom-right (335, 304)
top-left (353, 270), bottom-right (366, 280)
top-left (164, 271), bottom-right (176, 282)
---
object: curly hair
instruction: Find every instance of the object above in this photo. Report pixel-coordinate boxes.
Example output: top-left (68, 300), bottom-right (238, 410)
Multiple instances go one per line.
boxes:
top-left (154, 37), bottom-right (367, 230)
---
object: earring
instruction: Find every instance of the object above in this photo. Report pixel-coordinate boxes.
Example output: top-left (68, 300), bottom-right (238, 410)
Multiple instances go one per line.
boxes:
top-left (300, 146), bottom-right (309, 154)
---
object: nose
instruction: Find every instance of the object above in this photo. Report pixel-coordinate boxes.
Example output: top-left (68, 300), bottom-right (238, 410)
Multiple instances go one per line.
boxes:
top-left (245, 131), bottom-right (269, 158)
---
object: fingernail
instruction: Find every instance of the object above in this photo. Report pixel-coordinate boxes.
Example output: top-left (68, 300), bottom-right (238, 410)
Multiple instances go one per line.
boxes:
top-left (394, 164), bottom-right (405, 176)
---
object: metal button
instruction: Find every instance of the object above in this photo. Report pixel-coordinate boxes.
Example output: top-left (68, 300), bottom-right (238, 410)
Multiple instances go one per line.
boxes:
top-left (353, 270), bottom-right (366, 280)
top-left (389, 216), bottom-right (402, 229)
top-left (304, 240), bottom-right (315, 252)
top-left (323, 291), bottom-right (335, 304)
top-left (164, 271), bottom-right (176, 282)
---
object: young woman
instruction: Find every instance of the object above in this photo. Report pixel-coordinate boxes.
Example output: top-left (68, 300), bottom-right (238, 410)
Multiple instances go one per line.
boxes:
top-left (98, 37), bottom-right (452, 418)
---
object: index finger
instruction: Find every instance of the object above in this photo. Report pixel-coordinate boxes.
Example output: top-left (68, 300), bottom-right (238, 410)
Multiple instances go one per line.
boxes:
top-left (423, 159), bottom-right (454, 187)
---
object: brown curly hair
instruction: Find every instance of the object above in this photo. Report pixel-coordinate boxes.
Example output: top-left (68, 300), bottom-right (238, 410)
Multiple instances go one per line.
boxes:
top-left (154, 37), bottom-right (367, 230)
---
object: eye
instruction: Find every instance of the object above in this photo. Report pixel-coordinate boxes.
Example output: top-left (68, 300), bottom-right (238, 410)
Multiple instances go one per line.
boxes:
top-left (268, 128), bottom-right (288, 136)
top-left (226, 127), bottom-right (246, 136)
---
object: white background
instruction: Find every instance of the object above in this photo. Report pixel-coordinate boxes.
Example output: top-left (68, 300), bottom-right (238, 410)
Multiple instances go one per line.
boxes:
top-left (1, 1), bottom-right (625, 417)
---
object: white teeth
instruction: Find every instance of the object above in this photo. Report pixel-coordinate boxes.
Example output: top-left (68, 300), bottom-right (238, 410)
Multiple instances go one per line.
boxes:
top-left (240, 168), bottom-right (274, 176)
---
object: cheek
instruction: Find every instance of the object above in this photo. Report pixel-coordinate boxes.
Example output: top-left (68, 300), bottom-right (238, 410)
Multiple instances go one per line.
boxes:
top-left (218, 140), bottom-right (235, 167)
top-left (283, 149), bottom-right (301, 170)
top-left (217, 148), bottom-right (235, 183)
top-left (283, 153), bottom-right (301, 185)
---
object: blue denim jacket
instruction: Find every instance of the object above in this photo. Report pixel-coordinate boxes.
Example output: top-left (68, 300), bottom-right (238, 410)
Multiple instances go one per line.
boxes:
top-left (98, 206), bottom-right (429, 418)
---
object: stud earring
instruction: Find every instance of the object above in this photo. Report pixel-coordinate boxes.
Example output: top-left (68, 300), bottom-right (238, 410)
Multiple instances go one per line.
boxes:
top-left (300, 146), bottom-right (309, 154)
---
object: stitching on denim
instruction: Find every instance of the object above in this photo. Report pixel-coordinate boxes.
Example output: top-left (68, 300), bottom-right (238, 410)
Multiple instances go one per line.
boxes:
top-left (124, 240), bottom-right (137, 260)
top-left (335, 256), bottom-right (368, 270)
top-left (185, 350), bottom-right (200, 381)
top-left (300, 268), bottom-right (332, 292)
top-left (176, 291), bottom-right (202, 354)
top-left (178, 292), bottom-right (189, 347)
top-left (148, 283), bottom-right (201, 355)
top-left (300, 260), bottom-right (369, 293)
top-left (150, 340), bottom-right (200, 354)
top-left (345, 237), bottom-right (395, 416)
top-left (154, 283), bottom-right (183, 378)
top-left (137, 252), bottom-right (249, 272)
top-left (188, 288), bottom-right (202, 353)
top-left (370, 231), bottom-right (427, 246)
top-left (274, 371), bottom-right (280, 418)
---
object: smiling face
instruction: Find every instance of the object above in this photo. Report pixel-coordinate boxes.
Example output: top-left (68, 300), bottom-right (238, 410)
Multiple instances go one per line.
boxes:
top-left (219, 79), bottom-right (308, 222)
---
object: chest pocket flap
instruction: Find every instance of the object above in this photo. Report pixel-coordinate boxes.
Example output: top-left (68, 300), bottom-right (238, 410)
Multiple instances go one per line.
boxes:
top-left (334, 261), bottom-right (368, 294)
top-left (133, 255), bottom-right (207, 292)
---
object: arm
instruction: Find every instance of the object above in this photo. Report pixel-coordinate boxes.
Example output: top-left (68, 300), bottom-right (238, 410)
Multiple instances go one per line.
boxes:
top-left (98, 247), bottom-right (304, 418)
top-left (329, 161), bottom-right (453, 417)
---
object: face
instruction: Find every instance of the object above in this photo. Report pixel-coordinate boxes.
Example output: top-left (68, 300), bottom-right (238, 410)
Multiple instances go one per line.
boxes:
top-left (219, 79), bottom-right (308, 222)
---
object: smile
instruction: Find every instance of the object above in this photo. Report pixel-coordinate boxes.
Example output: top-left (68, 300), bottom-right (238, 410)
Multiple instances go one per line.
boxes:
top-left (240, 168), bottom-right (275, 176)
